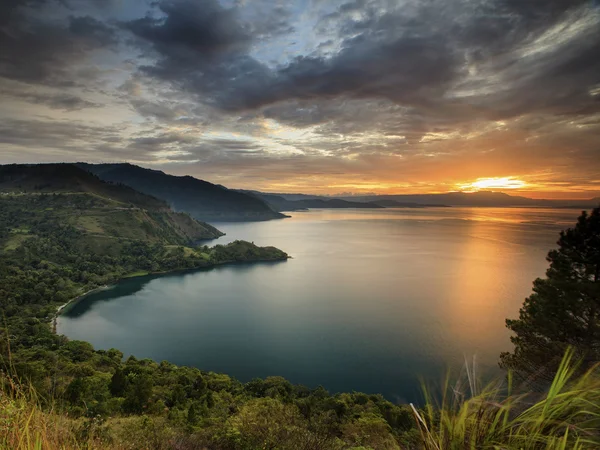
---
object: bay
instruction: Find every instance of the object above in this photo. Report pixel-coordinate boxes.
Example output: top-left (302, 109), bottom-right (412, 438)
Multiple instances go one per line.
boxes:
top-left (57, 207), bottom-right (581, 402)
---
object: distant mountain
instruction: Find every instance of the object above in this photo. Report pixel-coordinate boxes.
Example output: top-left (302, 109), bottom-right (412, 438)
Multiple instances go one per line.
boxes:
top-left (79, 163), bottom-right (286, 222)
top-left (244, 192), bottom-right (384, 211)
top-left (247, 190), bottom-right (598, 209)
top-left (292, 198), bottom-right (383, 210)
top-left (340, 191), bottom-right (600, 208)
top-left (371, 199), bottom-right (449, 208)
top-left (0, 163), bottom-right (223, 242)
top-left (263, 192), bottom-right (327, 202)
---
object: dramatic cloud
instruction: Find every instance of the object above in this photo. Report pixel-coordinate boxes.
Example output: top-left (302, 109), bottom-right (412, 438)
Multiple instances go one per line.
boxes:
top-left (0, 1), bottom-right (118, 86)
top-left (0, 0), bottom-right (599, 198)
top-left (125, 0), bottom-right (250, 56)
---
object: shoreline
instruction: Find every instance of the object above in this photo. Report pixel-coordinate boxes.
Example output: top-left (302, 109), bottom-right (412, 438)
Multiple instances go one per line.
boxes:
top-left (52, 284), bottom-right (111, 332)
top-left (51, 255), bottom-right (289, 334)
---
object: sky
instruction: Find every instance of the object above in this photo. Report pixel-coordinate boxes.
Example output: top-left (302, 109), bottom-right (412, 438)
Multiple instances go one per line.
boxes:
top-left (1, 0), bottom-right (599, 198)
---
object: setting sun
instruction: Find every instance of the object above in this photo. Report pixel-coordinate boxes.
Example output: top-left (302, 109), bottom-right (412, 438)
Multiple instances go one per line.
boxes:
top-left (457, 177), bottom-right (528, 192)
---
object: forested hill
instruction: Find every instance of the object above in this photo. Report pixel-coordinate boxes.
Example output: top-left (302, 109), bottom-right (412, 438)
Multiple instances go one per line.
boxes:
top-left (0, 163), bottom-right (223, 243)
top-left (79, 163), bottom-right (287, 222)
top-left (0, 163), bottom-right (167, 211)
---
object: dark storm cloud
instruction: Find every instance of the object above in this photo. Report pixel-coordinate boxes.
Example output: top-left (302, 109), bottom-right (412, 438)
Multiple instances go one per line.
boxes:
top-left (123, 0), bottom-right (459, 111)
top-left (269, 0), bottom-right (600, 122)
top-left (122, 0), bottom-right (277, 110)
top-left (0, 0), bottom-right (118, 86)
top-left (123, 0), bottom-right (600, 129)
top-left (125, 0), bottom-right (251, 57)
top-left (273, 35), bottom-right (457, 106)
top-left (499, 0), bottom-right (590, 24)
top-left (0, 0), bottom-right (46, 26)
top-left (68, 15), bottom-right (117, 46)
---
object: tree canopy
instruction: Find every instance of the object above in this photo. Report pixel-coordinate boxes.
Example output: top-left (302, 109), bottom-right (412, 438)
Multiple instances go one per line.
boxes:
top-left (500, 207), bottom-right (600, 381)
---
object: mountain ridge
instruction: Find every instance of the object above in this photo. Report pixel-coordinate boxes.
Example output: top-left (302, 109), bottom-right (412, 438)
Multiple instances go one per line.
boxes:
top-left (241, 191), bottom-right (387, 211)
top-left (78, 163), bottom-right (286, 222)
top-left (255, 190), bottom-right (599, 208)
top-left (0, 163), bottom-right (223, 243)
top-left (340, 191), bottom-right (599, 207)
top-left (0, 163), bottom-right (168, 210)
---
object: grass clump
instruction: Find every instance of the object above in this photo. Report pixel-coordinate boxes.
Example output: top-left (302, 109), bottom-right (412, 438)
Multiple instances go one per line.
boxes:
top-left (412, 348), bottom-right (600, 449)
top-left (0, 374), bottom-right (89, 450)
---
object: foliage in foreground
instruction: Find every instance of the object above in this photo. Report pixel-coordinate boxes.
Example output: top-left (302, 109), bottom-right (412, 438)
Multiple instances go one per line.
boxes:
top-left (0, 365), bottom-right (415, 450)
top-left (3, 349), bottom-right (600, 449)
top-left (0, 374), bottom-right (94, 450)
top-left (413, 348), bottom-right (600, 449)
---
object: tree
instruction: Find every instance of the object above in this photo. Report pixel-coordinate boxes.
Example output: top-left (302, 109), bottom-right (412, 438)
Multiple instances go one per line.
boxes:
top-left (109, 367), bottom-right (128, 396)
top-left (187, 402), bottom-right (199, 425)
top-left (65, 377), bottom-right (87, 405)
top-left (500, 207), bottom-right (600, 381)
top-left (123, 373), bottom-right (153, 413)
top-left (59, 340), bottom-right (94, 362)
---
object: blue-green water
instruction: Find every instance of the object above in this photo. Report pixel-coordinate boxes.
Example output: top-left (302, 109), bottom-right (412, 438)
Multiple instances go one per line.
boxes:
top-left (58, 207), bottom-right (580, 402)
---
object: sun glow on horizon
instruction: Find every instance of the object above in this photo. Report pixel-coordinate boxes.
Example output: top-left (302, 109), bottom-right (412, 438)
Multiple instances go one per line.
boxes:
top-left (457, 177), bottom-right (528, 192)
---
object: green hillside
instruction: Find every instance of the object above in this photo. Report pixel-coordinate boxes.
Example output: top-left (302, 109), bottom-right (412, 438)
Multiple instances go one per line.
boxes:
top-left (0, 163), bottom-right (167, 210)
top-left (0, 164), bottom-right (223, 245)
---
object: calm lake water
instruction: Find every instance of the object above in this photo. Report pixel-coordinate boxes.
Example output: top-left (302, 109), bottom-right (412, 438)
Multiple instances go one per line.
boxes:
top-left (58, 207), bottom-right (582, 402)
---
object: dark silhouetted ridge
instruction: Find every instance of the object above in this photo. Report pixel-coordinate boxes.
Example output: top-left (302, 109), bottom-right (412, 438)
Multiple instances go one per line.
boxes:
top-left (79, 163), bottom-right (286, 222)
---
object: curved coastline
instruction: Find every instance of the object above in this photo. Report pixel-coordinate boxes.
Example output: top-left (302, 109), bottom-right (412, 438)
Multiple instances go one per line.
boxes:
top-left (52, 254), bottom-right (290, 333)
top-left (52, 285), bottom-right (111, 332)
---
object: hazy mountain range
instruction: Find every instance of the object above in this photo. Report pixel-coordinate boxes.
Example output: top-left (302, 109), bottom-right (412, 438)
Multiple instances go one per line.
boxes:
top-left (2, 164), bottom-right (598, 226)
top-left (243, 191), bottom-right (449, 211)
top-left (258, 191), bottom-right (600, 209)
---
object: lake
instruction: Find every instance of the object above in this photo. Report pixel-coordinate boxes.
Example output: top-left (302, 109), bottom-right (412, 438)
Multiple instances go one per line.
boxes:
top-left (57, 207), bottom-right (581, 402)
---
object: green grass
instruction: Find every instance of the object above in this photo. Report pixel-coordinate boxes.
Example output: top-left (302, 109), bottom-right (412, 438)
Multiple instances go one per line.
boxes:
top-left (165, 245), bottom-right (197, 257)
top-left (0, 375), bottom-right (92, 450)
top-left (9, 227), bottom-right (30, 233)
top-left (412, 348), bottom-right (600, 449)
top-left (76, 215), bottom-right (104, 234)
top-left (3, 234), bottom-right (34, 251)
